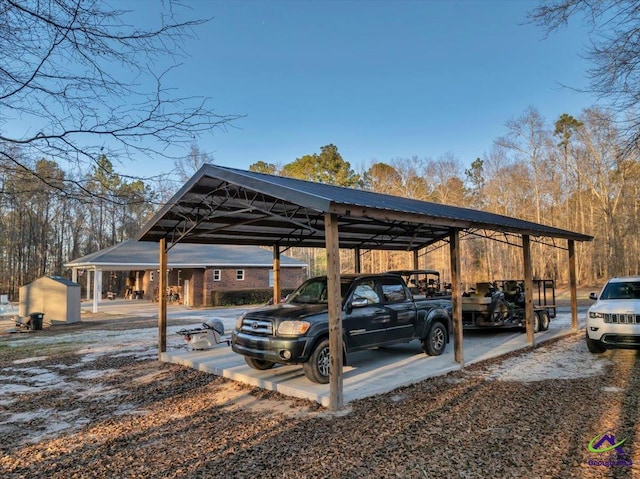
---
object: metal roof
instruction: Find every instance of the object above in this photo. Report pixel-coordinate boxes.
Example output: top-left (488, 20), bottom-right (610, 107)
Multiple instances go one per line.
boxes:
top-left (137, 165), bottom-right (593, 250)
top-left (65, 239), bottom-right (307, 271)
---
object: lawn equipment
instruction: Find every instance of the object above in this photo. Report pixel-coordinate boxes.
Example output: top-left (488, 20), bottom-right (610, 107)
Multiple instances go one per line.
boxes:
top-left (177, 318), bottom-right (230, 350)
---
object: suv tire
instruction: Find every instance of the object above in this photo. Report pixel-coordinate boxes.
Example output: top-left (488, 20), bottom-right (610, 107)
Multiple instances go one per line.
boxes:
top-left (586, 332), bottom-right (606, 354)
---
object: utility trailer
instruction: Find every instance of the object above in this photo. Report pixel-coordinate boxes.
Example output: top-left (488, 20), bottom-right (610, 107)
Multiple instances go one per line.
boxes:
top-left (388, 270), bottom-right (556, 333)
top-left (461, 279), bottom-right (556, 332)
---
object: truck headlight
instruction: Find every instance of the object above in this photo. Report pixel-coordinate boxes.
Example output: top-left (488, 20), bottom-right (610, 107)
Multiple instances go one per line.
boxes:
top-left (235, 314), bottom-right (245, 330)
top-left (278, 320), bottom-right (310, 335)
top-left (589, 312), bottom-right (603, 319)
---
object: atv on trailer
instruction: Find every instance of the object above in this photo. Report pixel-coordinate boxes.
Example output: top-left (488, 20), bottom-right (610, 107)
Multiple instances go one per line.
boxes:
top-left (461, 279), bottom-right (556, 333)
top-left (386, 269), bottom-right (452, 298)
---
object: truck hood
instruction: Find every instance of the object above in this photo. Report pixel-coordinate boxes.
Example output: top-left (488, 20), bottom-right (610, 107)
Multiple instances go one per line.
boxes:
top-left (243, 303), bottom-right (329, 322)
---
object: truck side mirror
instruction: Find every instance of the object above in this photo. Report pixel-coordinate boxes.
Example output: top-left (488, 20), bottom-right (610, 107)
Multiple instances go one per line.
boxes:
top-left (350, 298), bottom-right (369, 309)
top-left (589, 292), bottom-right (598, 300)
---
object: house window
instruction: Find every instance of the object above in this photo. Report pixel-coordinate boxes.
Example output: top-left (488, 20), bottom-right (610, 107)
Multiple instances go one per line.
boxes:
top-left (213, 269), bottom-right (221, 281)
top-left (236, 269), bottom-right (245, 281)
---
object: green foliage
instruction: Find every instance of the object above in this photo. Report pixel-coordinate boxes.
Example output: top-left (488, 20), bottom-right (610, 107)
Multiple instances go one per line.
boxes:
top-left (249, 161), bottom-right (279, 175)
top-left (465, 158), bottom-right (485, 207)
top-left (282, 144), bottom-right (361, 187)
top-left (554, 113), bottom-right (583, 149)
top-left (363, 162), bottom-right (402, 193)
top-left (210, 288), bottom-right (295, 306)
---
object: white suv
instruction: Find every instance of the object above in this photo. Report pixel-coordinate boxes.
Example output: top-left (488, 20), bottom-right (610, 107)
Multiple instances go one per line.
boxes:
top-left (586, 277), bottom-right (640, 353)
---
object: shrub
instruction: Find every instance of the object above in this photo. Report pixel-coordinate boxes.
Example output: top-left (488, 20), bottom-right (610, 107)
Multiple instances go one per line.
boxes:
top-left (210, 288), bottom-right (295, 307)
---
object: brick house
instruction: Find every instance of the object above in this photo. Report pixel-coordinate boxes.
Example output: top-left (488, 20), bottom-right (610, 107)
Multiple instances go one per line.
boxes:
top-left (65, 240), bottom-right (307, 309)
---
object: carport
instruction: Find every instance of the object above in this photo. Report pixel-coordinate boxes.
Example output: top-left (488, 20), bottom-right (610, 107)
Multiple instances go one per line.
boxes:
top-left (137, 165), bottom-right (592, 411)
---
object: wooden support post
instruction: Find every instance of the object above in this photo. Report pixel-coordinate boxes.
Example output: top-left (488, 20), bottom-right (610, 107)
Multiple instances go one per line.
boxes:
top-left (413, 249), bottom-right (419, 270)
top-left (568, 240), bottom-right (578, 332)
top-left (449, 229), bottom-right (464, 365)
top-left (158, 238), bottom-right (167, 358)
top-left (354, 247), bottom-right (361, 273)
top-left (523, 235), bottom-right (535, 346)
top-left (325, 213), bottom-right (343, 411)
top-left (273, 244), bottom-right (281, 304)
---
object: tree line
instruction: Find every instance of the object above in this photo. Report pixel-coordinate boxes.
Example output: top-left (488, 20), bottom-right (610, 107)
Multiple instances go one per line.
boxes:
top-left (0, 154), bottom-right (158, 299)
top-left (250, 107), bottom-right (640, 288)
top-left (1, 105), bottom-right (636, 300)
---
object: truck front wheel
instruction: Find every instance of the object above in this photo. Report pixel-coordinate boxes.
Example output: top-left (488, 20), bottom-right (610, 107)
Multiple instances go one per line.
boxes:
top-left (303, 338), bottom-right (330, 384)
top-left (422, 322), bottom-right (447, 356)
top-left (244, 356), bottom-right (276, 370)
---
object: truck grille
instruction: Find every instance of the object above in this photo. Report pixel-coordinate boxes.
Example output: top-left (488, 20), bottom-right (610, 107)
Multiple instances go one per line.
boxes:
top-left (240, 318), bottom-right (273, 335)
top-left (603, 313), bottom-right (640, 325)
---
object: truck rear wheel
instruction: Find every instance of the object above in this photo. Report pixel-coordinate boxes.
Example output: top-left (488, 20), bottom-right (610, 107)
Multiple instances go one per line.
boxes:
top-left (303, 338), bottom-right (330, 384)
top-left (244, 356), bottom-right (276, 370)
top-left (422, 322), bottom-right (447, 356)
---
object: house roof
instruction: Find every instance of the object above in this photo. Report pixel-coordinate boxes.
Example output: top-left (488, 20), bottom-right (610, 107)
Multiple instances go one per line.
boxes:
top-left (64, 240), bottom-right (307, 271)
top-left (136, 165), bottom-right (593, 250)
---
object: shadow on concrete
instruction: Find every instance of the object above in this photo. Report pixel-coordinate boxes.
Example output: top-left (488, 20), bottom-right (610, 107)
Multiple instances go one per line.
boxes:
top-left (163, 323), bottom-right (580, 407)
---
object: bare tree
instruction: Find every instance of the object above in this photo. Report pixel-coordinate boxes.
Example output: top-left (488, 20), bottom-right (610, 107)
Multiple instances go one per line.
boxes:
top-left (173, 144), bottom-right (214, 183)
top-left (495, 107), bottom-right (552, 224)
top-left (0, 0), bottom-right (239, 199)
top-left (529, 0), bottom-right (640, 152)
top-left (573, 108), bottom-right (635, 277)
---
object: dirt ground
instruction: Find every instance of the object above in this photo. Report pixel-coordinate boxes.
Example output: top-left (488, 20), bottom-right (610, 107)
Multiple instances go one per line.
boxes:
top-left (1, 309), bottom-right (638, 478)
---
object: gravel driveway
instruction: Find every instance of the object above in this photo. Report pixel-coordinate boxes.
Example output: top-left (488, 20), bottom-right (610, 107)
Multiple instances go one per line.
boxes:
top-left (1, 309), bottom-right (638, 478)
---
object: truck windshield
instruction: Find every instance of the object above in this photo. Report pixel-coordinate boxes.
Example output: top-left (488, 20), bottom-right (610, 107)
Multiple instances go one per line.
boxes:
top-left (601, 281), bottom-right (640, 300)
top-left (287, 278), bottom-right (354, 305)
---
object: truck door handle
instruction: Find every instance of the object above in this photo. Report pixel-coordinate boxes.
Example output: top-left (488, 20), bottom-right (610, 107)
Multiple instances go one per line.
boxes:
top-left (373, 318), bottom-right (390, 323)
top-left (373, 311), bottom-right (391, 323)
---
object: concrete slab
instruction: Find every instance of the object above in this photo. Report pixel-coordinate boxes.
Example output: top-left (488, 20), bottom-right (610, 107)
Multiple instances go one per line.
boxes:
top-left (3, 298), bottom-right (586, 408)
top-left (162, 320), bottom-right (582, 407)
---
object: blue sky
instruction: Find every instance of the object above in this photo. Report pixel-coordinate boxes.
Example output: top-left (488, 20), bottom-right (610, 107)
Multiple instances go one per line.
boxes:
top-left (118, 1), bottom-right (596, 177)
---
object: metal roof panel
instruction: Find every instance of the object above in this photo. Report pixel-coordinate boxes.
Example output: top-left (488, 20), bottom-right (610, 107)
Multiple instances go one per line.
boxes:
top-left (136, 165), bottom-right (593, 248)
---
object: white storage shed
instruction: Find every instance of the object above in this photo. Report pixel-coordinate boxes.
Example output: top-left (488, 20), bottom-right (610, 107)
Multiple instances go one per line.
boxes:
top-left (19, 276), bottom-right (81, 324)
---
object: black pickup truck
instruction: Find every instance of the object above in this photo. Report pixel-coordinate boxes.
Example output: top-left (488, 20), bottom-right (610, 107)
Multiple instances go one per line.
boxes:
top-left (231, 272), bottom-right (452, 383)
